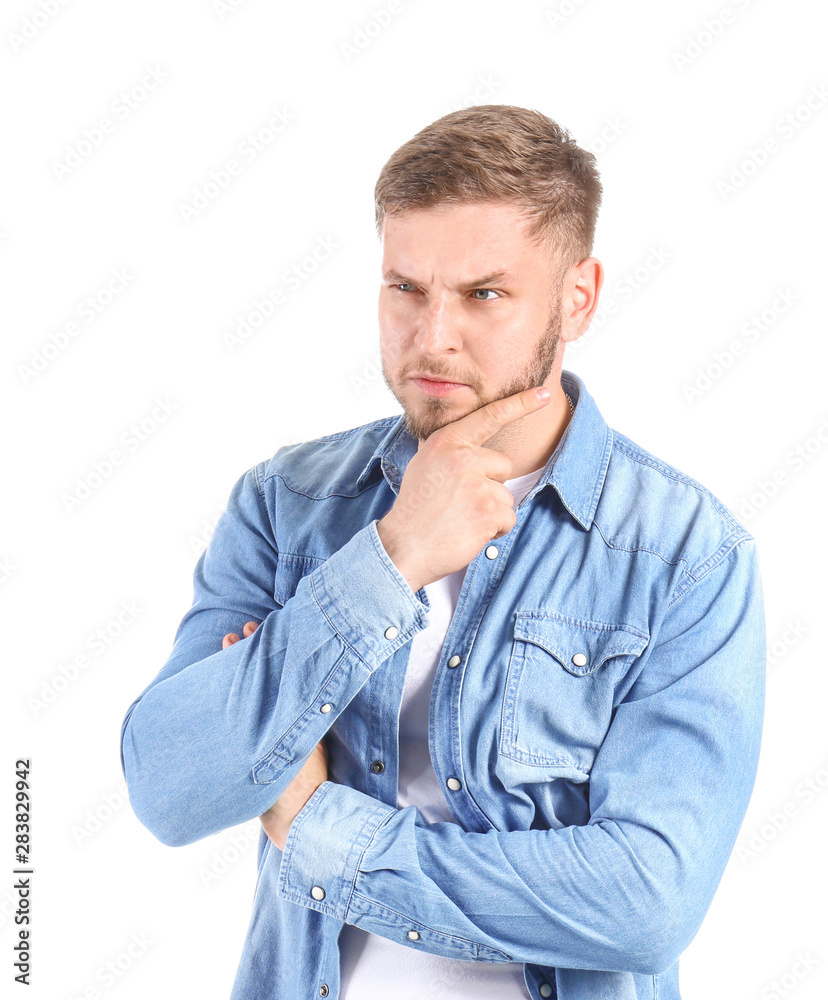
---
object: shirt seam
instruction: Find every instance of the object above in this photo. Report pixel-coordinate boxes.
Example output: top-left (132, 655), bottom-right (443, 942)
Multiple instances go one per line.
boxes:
top-left (591, 519), bottom-right (683, 567)
top-left (667, 534), bottom-right (753, 608)
top-left (347, 889), bottom-right (514, 961)
top-left (267, 470), bottom-right (381, 501)
top-left (308, 571), bottom-right (368, 668)
top-left (253, 459), bottom-right (267, 497)
top-left (612, 436), bottom-right (750, 538)
top-left (341, 804), bottom-right (398, 923)
top-left (260, 417), bottom-right (401, 484)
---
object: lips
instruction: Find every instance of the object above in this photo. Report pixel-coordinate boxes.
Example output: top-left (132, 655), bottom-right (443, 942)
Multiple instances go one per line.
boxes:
top-left (410, 376), bottom-right (469, 398)
top-left (410, 374), bottom-right (467, 385)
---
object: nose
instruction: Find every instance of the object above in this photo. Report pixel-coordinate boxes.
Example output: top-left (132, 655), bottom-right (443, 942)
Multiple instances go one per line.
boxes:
top-left (412, 296), bottom-right (463, 355)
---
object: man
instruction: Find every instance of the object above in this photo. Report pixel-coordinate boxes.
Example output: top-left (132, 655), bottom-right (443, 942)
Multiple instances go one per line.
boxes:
top-left (120, 105), bottom-right (765, 999)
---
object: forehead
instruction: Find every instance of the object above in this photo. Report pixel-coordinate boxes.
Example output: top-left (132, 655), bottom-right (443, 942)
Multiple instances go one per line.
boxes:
top-left (380, 200), bottom-right (549, 278)
top-left (382, 199), bottom-right (531, 240)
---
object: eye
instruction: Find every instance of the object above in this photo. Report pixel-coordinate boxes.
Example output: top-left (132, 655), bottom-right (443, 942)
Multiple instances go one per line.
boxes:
top-left (393, 283), bottom-right (416, 292)
top-left (471, 288), bottom-right (499, 301)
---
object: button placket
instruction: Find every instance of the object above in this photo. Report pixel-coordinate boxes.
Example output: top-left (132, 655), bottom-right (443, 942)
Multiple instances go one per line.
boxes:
top-left (432, 526), bottom-right (518, 829)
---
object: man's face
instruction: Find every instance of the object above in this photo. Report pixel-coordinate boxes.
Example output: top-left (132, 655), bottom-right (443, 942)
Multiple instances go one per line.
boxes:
top-left (378, 200), bottom-right (565, 443)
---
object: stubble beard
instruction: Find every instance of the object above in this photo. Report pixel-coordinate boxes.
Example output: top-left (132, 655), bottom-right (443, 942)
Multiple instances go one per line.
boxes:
top-left (383, 296), bottom-right (563, 444)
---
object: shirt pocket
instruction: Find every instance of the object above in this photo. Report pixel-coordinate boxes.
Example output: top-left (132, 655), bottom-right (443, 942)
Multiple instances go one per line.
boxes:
top-left (499, 611), bottom-right (649, 782)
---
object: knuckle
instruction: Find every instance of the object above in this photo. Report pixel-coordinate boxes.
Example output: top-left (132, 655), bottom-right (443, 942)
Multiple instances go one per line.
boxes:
top-left (484, 399), bottom-right (508, 426)
top-left (483, 495), bottom-right (499, 516)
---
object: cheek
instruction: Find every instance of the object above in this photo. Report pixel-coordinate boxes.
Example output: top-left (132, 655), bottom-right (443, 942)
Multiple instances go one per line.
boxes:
top-left (378, 296), bottom-right (412, 339)
top-left (378, 322), bottom-right (408, 369)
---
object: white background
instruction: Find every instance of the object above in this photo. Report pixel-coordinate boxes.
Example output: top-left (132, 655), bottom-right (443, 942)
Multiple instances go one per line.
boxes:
top-left (2, 0), bottom-right (826, 997)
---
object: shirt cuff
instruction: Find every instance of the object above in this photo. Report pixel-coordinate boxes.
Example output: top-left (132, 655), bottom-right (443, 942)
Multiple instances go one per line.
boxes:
top-left (310, 518), bottom-right (430, 669)
top-left (277, 780), bottom-right (395, 920)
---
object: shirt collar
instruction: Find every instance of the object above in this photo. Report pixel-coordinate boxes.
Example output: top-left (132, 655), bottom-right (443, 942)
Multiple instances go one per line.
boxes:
top-left (355, 369), bottom-right (613, 530)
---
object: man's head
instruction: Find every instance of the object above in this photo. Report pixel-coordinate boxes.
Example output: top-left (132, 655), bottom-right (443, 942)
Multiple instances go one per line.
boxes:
top-left (374, 104), bottom-right (604, 447)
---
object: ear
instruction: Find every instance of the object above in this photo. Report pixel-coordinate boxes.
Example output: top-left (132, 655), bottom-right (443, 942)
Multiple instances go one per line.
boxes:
top-left (560, 257), bottom-right (604, 344)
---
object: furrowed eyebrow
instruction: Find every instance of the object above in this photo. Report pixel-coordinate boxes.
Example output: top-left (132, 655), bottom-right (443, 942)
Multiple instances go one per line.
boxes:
top-left (382, 269), bottom-right (515, 289)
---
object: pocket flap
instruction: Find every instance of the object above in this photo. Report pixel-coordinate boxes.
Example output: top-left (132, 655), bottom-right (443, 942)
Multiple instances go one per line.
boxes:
top-left (513, 611), bottom-right (649, 676)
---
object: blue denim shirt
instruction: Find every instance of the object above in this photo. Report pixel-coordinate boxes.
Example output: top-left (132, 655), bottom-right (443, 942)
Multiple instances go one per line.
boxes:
top-left (120, 369), bottom-right (765, 1000)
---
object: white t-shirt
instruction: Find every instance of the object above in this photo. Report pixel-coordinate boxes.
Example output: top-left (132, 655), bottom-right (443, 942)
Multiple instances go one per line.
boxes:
top-left (338, 465), bottom-right (546, 999)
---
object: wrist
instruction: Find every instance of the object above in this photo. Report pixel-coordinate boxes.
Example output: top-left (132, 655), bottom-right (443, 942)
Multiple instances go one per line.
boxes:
top-left (263, 781), bottom-right (324, 852)
top-left (376, 516), bottom-right (423, 594)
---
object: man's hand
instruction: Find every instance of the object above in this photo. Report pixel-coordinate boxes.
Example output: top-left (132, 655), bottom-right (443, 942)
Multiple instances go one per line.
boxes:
top-left (221, 619), bottom-right (260, 649)
top-left (376, 386), bottom-right (551, 592)
top-left (222, 620), bottom-right (329, 851)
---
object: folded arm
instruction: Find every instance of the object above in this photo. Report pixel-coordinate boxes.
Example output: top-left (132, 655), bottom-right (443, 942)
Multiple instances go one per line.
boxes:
top-left (276, 537), bottom-right (766, 975)
top-left (119, 462), bottom-right (429, 847)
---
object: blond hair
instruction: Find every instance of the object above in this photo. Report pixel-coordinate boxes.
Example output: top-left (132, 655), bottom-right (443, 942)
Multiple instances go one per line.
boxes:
top-left (374, 104), bottom-right (602, 284)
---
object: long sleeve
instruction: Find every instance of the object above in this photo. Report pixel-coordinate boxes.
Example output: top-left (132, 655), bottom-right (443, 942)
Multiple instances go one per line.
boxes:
top-left (119, 462), bottom-right (429, 847)
top-left (276, 536), bottom-right (765, 976)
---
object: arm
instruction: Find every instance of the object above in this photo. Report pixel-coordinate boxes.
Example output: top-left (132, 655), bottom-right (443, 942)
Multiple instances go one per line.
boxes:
top-left (119, 461), bottom-right (429, 847)
top-left (276, 537), bottom-right (766, 975)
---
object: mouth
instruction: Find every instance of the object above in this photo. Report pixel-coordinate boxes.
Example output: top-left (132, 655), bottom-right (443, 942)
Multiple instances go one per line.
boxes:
top-left (410, 376), bottom-right (469, 398)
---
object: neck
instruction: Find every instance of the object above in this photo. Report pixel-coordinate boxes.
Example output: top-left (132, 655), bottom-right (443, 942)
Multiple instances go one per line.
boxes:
top-left (487, 388), bottom-right (573, 478)
top-left (416, 387), bottom-right (573, 479)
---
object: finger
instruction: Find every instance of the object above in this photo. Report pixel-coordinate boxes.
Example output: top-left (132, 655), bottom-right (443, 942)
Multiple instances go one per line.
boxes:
top-left (439, 386), bottom-right (551, 448)
top-left (242, 620), bottom-right (260, 637)
top-left (476, 449), bottom-right (516, 484)
top-left (222, 633), bottom-right (240, 649)
top-left (490, 489), bottom-right (518, 540)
